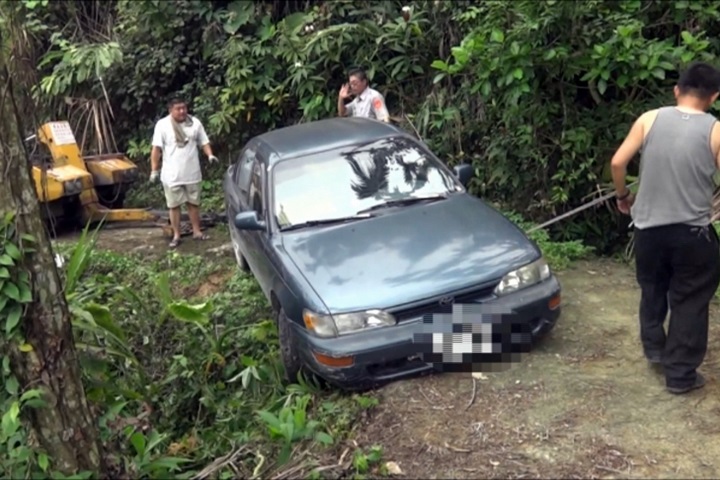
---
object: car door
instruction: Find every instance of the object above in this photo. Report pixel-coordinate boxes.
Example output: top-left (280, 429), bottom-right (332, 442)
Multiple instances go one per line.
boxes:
top-left (243, 153), bottom-right (274, 297)
top-left (228, 145), bottom-right (256, 260)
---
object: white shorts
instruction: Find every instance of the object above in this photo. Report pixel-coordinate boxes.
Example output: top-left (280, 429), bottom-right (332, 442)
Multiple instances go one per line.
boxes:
top-left (163, 183), bottom-right (201, 209)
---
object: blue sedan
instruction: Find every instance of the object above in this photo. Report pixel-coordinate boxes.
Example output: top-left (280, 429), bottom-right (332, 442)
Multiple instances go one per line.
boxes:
top-left (224, 117), bottom-right (561, 390)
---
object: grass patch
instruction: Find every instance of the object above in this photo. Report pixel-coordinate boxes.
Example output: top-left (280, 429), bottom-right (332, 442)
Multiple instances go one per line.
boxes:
top-left (46, 238), bottom-right (377, 479)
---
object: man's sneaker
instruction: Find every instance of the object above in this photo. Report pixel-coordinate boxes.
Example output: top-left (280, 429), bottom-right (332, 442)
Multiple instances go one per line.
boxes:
top-left (667, 373), bottom-right (706, 394)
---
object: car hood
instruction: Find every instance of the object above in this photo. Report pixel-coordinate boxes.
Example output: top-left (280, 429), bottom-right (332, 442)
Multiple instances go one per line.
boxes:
top-left (280, 193), bottom-right (540, 313)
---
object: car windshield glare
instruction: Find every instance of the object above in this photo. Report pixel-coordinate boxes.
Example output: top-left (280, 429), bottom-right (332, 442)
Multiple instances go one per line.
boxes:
top-left (273, 136), bottom-right (461, 229)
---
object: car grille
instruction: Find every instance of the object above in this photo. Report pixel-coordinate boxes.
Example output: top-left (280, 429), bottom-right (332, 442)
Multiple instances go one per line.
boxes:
top-left (389, 282), bottom-right (499, 322)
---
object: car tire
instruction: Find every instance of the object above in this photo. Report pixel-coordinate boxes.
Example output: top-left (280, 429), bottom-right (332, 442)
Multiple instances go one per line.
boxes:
top-left (277, 307), bottom-right (303, 384)
top-left (229, 227), bottom-right (250, 272)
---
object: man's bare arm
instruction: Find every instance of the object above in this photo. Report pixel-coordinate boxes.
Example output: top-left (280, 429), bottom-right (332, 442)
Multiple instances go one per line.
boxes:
top-left (711, 121), bottom-right (720, 169)
top-left (202, 143), bottom-right (214, 158)
top-left (338, 83), bottom-right (351, 117)
top-left (151, 146), bottom-right (162, 172)
top-left (338, 97), bottom-right (348, 117)
top-left (610, 114), bottom-right (647, 196)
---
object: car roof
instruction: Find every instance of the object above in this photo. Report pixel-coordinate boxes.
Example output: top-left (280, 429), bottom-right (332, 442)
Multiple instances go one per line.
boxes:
top-left (254, 117), bottom-right (411, 163)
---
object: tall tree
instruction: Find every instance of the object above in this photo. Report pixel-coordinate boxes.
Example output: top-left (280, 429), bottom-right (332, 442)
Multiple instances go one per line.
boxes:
top-left (0, 25), bottom-right (105, 477)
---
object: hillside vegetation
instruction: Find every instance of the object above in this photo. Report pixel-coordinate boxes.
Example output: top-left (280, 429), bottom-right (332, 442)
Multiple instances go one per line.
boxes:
top-left (6, 0), bottom-right (720, 251)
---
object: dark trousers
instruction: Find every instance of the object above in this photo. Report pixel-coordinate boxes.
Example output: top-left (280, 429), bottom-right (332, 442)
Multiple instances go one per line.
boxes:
top-left (634, 223), bottom-right (720, 389)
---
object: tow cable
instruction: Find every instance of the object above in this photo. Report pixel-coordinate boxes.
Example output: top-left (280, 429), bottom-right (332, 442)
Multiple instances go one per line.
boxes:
top-left (526, 182), bottom-right (637, 233)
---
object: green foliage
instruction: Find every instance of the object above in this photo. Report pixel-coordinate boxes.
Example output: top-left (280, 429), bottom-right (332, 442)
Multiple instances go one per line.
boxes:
top-left (430, 0), bottom-right (720, 249)
top-left (0, 214), bottom-right (34, 334)
top-left (502, 210), bottom-right (593, 270)
top-left (16, 0), bottom-right (720, 252)
top-left (256, 394), bottom-right (334, 465)
top-left (37, 39), bottom-right (123, 96)
top-left (45, 236), bottom-right (375, 478)
top-left (0, 212), bottom-right (47, 479)
top-left (20, 1), bottom-right (467, 213)
top-left (351, 444), bottom-right (384, 477)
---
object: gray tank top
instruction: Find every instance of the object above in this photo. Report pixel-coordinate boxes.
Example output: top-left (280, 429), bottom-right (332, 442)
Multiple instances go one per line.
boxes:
top-left (630, 106), bottom-right (718, 229)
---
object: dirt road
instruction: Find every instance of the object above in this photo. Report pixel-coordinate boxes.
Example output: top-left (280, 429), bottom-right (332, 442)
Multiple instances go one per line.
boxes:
top-left (354, 258), bottom-right (720, 479)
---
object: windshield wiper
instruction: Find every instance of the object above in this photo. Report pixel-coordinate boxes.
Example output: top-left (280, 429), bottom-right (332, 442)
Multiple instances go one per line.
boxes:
top-left (356, 194), bottom-right (449, 214)
top-left (279, 214), bottom-right (373, 232)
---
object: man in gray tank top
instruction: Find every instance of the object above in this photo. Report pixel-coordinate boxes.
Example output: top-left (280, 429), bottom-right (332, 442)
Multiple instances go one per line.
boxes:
top-left (610, 62), bottom-right (720, 394)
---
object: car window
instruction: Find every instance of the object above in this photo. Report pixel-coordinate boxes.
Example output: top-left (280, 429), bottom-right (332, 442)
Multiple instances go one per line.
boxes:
top-left (249, 158), bottom-right (265, 220)
top-left (236, 146), bottom-right (256, 200)
top-left (272, 135), bottom-right (461, 229)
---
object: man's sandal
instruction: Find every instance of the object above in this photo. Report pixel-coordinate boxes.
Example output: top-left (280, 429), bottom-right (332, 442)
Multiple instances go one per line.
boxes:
top-left (193, 233), bottom-right (210, 241)
top-left (169, 238), bottom-right (181, 248)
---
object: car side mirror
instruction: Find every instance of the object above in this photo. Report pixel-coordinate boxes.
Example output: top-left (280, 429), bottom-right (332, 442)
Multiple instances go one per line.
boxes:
top-left (234, 211), bottom-right (266, 231)
top-left (453, 164), bottom-right (473, 188)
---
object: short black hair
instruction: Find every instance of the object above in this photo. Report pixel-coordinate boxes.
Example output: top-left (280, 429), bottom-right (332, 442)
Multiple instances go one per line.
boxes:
top-left (167, 97), bottom-right (187, 109)
top-left (347, 67), bottom-right (368, 82)
top-left (677, 62), bottom-right (720, 99)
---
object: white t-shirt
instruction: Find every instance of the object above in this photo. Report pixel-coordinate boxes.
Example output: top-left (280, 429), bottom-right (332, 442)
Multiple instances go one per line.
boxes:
top-left (345, 87), bottom-right (389, 122)
top-left (151, 115), bottom-right (210, 186)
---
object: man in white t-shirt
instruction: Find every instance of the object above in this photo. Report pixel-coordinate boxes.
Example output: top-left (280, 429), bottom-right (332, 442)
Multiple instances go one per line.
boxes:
top-left (149, 97), bottom-right (218, 248)
top-left (337, 67), bottom-right (390, 122)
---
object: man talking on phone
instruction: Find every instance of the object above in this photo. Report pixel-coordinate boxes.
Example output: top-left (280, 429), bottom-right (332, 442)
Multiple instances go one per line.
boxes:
top-left (337, 67), bottom-right (390, 123)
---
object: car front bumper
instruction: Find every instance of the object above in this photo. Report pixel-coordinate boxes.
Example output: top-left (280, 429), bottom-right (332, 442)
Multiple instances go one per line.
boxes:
top-left (294, 275), bottom-right (562, 390)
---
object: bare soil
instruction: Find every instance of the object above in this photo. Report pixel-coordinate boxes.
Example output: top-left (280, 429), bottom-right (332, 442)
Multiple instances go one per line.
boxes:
top-left (55, 224), bottom-right (233, 261)
top-left (59, 226), bottom-right (720, 478)
top-left (354, 258), bottom-right (720, 479)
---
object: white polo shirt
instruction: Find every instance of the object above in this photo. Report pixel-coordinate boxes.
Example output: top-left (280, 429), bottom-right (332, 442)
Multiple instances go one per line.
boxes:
top-left (345, 87), bottom-right (390, 122)
top-left (151, 115), bottom-right (210, 187)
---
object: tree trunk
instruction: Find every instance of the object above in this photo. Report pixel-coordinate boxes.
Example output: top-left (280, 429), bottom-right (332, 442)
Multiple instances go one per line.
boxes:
top-left (0, 63), bottom-right (105, 475)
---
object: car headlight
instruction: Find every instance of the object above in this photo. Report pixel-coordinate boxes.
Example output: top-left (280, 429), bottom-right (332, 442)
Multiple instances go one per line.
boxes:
top-left (303, 309), bottom-right (397, 338)
top-left (493, 257), bottom-right (551, 296)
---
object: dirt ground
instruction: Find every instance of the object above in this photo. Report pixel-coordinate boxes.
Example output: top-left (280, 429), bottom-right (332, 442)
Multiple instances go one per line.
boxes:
top-left (354, 258), bottom-right (720, 479)
top-left (54, 223), bottom-right (232, 260)
top-left (58, 226), bottom-right (720, 479)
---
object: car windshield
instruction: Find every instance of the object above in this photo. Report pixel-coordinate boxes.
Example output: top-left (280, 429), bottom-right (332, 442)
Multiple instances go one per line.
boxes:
top-left (273, 135), bottom-right (461, 229)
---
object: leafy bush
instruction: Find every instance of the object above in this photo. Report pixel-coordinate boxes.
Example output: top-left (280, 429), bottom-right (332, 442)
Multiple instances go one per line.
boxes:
top-left (502, 210), bottom-right (593, 270)
top-left (45, 231), bottom-right (375, 479)
top-left (14, 0), bottom-right (720, 250)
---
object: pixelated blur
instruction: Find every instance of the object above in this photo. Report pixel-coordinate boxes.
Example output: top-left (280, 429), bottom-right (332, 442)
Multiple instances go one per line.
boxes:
top-left (412, 303), bottom-right (532, 372)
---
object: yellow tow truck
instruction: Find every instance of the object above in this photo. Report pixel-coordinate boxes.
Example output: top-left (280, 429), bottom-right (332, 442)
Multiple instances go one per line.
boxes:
top-left (28, 120), bottom-right (216, 236)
